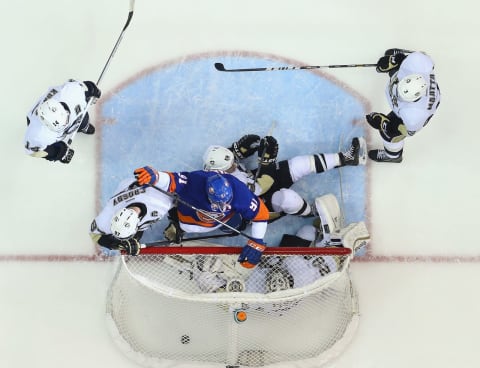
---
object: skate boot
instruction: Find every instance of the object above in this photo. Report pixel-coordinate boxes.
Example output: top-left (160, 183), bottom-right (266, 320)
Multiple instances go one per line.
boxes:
top-left (340, 137), bottom-right (367, 166)
top-left (368, 149), bottom-right (403, 163)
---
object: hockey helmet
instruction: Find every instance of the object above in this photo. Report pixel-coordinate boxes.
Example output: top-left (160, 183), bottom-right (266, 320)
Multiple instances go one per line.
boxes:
top-left (397, 74), bottom-right (427, 102)
top-left (36, 99), bottom-right (69, 133)
top-left (203, 145), bottom-right (235, 171)
top-left (110, 207), bottom-right (140, 240)
top-left (206, 174), bottom-right (233, 212)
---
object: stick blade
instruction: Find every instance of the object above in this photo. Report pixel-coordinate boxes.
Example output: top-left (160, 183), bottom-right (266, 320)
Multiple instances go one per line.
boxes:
top-left (214, 63), bottom-right (226, 71)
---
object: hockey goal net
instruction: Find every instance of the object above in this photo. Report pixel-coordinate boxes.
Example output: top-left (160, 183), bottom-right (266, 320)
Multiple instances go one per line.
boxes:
top-left (106, 245), bottom-right (359, 368)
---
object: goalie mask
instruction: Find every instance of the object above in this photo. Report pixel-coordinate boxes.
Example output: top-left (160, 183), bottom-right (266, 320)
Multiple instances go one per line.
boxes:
top-left (110, 207), bottom-right (140, 240)
top-left (206, 174), bottom-right (233, 212)
top-left (36, 99), bottom-right (70, 133)
top-left (203, 145), bottom-right (235, 171)
top-left (397, 74), bottom-right (427, 102)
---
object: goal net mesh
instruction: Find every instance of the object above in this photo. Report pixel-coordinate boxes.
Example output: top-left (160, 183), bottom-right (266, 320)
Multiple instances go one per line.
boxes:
top-left (106, 246), bottom-right (359, 368)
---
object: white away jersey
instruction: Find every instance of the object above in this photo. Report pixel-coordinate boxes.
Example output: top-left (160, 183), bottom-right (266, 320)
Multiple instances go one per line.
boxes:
top-left (386, 52), bottom-right (441, 133)
top-left (24, 80), bottom-right (88, 155)
top-left (91, 178), bottom-right (174, 237)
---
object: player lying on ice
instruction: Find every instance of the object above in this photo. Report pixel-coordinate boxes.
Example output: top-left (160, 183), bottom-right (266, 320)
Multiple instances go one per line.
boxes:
top-left (24, 79), bottom-right (101, 164)
top-left (165, 193), bottom-right (370, 294)
top-left (91, 166), bottom-right (270, 268)
top-left (202, 134), bottom-right (366, 220)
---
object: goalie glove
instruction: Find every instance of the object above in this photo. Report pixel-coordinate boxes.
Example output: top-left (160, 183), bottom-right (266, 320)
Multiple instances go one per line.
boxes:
top-left (258, 136), bottom-right (278, 165)
top-left (230, 134), bottom-right (261, 159)
top-left (238, 238), bottom-right (266, 268)
top-left (134, 166), bottom-right (159, 186)
top-left (118, 238), bottom-right (141, 256)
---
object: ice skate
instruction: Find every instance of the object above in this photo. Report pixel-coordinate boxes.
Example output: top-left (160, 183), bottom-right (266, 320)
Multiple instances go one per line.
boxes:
top-left (368, 149), bottom-right (403, 163)
top-left (340, 137), bottom-right (366, 166)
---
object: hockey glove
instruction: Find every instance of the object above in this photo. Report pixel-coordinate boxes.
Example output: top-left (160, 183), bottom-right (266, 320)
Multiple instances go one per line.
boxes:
top-left (238, 238), bottom-right (266, 268)
top-left (384, 48), bottom-right (412, 56)
top-left (60, 147), bottom-right (75, 164)
top-left (376, 53), bottom-right (406, 73)
top-left (118, 238), bottom-right (141, 256)
top-left (231, 134), bottom-right (261, 159)
top-left (83, 80), bottom-right (102, 100)
top-left (134, 166), bottom-right (159, 186)
top-left (44, 141), bottom-right (72, 163)
top-left (258, 136), bottom-right (278, 165)
top-left (365, 112), bottom-right (389, 130)
top-left (163, 221), bottom-right (184, 244)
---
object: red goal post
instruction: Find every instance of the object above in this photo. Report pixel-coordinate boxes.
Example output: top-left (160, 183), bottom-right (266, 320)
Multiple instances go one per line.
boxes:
top-left (106, 245), bottom-right (358, 368)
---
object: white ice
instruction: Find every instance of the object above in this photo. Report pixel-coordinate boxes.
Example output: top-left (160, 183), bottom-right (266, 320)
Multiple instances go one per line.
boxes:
top-left (1, 0), bottom-right (479, 367)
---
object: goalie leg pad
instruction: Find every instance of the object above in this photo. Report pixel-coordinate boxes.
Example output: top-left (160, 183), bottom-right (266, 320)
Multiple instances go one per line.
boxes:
top-left (314, 194), bottom-right (342, 235)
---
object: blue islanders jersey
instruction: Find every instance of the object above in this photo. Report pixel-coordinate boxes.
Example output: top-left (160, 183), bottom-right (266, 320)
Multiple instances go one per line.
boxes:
top-left (160, 170), bottom-right (269, 229)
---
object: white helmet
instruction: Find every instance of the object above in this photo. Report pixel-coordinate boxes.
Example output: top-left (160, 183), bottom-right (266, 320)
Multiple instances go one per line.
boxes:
top-left (36, 99), bottom-right (69, 132)
top-left (397, 74), bottom-right (427, 102)
top-left (110, 208), bottom-right (140, 240)
top-left (203, 145), bottom-right (235, 171)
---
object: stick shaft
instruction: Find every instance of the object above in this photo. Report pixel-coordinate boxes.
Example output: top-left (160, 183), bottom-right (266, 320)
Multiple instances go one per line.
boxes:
top-left (146, 232), bottom-right (238, 247)
top-left (214, 62), bottom-right (377, 72)
top-left (150, 184), bottom-right (254, 241)
top-left (67, 0), bottom-right (135, 145)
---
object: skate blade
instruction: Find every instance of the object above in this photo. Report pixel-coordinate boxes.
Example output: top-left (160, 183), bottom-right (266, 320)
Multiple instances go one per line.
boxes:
top-left (358, 137), bottom-right (367, 165)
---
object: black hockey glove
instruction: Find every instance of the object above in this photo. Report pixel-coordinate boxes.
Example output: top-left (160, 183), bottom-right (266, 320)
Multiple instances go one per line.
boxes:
top-left (163, 208), bottom-right (184, 244)
top-left (44, 141), bottom-right (74, 164)
top-left (365, 112), bottom-right (390, 130)
top-left (384, 48), bottom-right (412, 56)
top-left (230, 134), bottom-right (261, 159)
top-left (60, 147), bottom-right (75, 164)
top-left (118, 238), bottom-right (141, 256)
top-left (83, 80), bottom-right (102, 100)
top-left (258, 136), bottom-right (278, 165)
top-left (376, 53), bottom-right (406, 74)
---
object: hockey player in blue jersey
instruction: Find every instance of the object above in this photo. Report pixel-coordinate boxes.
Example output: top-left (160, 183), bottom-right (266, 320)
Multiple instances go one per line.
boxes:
top-left (134, 166), bottom-right (270, 268)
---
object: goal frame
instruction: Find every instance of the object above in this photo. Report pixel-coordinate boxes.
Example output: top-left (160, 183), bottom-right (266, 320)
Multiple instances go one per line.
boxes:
top-left (107, 245), bottom-right (358, 368)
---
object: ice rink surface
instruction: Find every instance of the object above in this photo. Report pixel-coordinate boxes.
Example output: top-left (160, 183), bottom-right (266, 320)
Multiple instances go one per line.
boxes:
top-left (1, 0), bottom-right (480, 367)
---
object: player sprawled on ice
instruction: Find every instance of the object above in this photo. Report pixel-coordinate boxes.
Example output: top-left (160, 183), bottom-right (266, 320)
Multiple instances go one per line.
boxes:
top-left (134, 166), bottom-right (270, 268)
top-left (366, 48), bottom-right (441, 163)
top-left (24, 79), bottom-right (101, 164)
top-left (90, 176), bottom-right (174, 256)
top-left (166, 193), bottom-right (370, 294)
top-left (203, 134), bottom-right (366, 220)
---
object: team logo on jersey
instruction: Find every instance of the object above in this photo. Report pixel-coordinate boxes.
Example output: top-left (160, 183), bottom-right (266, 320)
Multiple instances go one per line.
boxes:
top-left (196, 210), bottom-right (226, 223)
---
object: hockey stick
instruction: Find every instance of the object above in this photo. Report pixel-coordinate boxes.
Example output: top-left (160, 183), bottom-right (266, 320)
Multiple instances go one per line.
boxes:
top-left (214, 62), bottom-right (377, 73)
top-left (146, 232), bottom-right (239, 247)
top-left (150, 185), bottom-right (256, 241)
top-left (67, 0), bottom-right (135, 145)
top-left (337, 136), bottom-right (346, 229)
